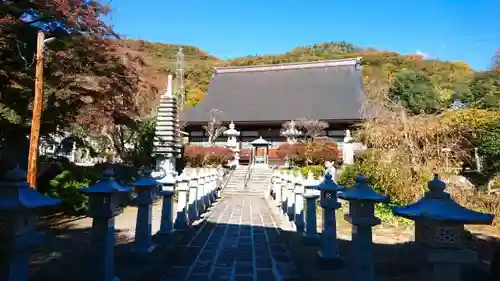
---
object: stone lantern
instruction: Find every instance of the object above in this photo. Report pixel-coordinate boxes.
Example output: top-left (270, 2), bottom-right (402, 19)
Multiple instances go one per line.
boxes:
top-left (281, 120), bottom-right (302, 144)
top-left (339, 175), bottom-right (388, 281)
top-left (0, 166), bottom-right (61, 281)
top-left (80, 169), bottom-right (131, 281)
top-left (302, 171), bottom-right (320, 243)
top-left (316, 172), bottom-right (344, 268)
top-left (393, 174), bottom-right (494, 281)
top-left (129, 167), bottom-right (158, 254)
top-left (223, 121), bottom-right (241, 168)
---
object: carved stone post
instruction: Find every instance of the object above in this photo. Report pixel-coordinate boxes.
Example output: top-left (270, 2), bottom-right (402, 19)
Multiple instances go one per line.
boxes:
top-left (339, 175), bottom-right (388, 281)
top-left (215, 168), bottom-right (224, 198)
top-left (174, 172), bottom-right (189, 231)
top-left (187, 169), bottom-right (199, 223)
top-left (208, 168), bottom-right (216, 204)
top-left (206, 169), bottom-right (214, 204)
top-left (316, 173), bottom-right (344, 269)
top-left (286, 171), bottom-right (296, 221)
top-left (201, 168), bottom-right (210, 211)
top-left (273, 170), bottom-right (283, 209)
top-left (266, 169), bottom-right (278, 200)
top-left (0, 167), bottom-right (60, 281)
top-left (280, 171), bottom-right (289, 216)
top-left (196, 168), bottom-right (205, 214)
top-left (293, 172), bottom-right (305, 233)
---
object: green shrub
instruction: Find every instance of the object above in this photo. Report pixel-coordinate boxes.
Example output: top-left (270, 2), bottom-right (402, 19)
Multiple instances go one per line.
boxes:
top-left (46, 170), bottom-right (91, 214)
top-left (279, 165), bottom-right (325, 179)
top-left (336, 164), bottom-right (360, 187)
top-left (299, 165), bottom-right (325, 179)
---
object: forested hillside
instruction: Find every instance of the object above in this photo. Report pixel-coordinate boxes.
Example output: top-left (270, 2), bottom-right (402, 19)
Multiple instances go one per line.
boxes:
top-left (118, 40), bottom-right (477, 111)
top-left (121, 40), bottom-right (500, 223)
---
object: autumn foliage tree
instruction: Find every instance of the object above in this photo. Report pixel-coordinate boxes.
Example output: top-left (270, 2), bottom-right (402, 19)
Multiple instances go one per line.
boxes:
top-left (276, 139), bottom-right (341, 166)
top-left (0, 1), bottom-right (156, 166)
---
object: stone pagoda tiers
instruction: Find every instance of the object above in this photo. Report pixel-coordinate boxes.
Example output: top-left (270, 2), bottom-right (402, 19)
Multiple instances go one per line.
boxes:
top-left (153, 74), bottom-right (182, 182)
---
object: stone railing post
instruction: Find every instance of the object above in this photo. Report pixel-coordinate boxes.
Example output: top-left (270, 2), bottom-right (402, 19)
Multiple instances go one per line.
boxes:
top-left (156, 172), bottom-right (176, 242)
top-left (393, 174), bottom-right (494, 281)
top-left (174, 171), bottom-right (189, 231)
top-left (280, 171), bottom-right (289, 217)
top-left (80, 169), bottom-right (131, 281)
top-left (196, 168), bottom-right (205, 214)
top-left (0, 166), bottom-right (61, 281)
top-left (267, 169), bottom-right (278, 200)
top-left (293, 172), bottom-right (305, 233)
top-left (316, 173), bottom-right (344, 269)
top-left (215, 168), bottom-right (223, 198)
top-left (206, 169), bottom-right (213, 204)
top-left (273, 170), bottom-right (283, 209)
top-left (209, 168), bottom-right (216, 204)
top-left (130, 168), bottom-right (159, 254)
top-left (202, 168), bottom-right (211, 209)
top-left (302, 171), bottom-right (320, 243)
top-left (207, 168), bottom-right (214, 206)
top-left (286, 170), bottom-right (296, 221)
top-left (187, 169), bottom-right (199, 223)
top-left (339, 175), bottom-right (389, 281)
top-left (216, 167), bottom-right (224, 197)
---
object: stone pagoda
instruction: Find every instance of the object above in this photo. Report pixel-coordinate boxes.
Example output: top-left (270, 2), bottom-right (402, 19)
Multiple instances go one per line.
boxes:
top-left (153, 74), bottom-right (182, 183)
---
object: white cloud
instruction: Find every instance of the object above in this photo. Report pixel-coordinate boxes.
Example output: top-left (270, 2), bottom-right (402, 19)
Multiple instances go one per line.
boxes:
top-left (415, 50), bottom-right (430, 59)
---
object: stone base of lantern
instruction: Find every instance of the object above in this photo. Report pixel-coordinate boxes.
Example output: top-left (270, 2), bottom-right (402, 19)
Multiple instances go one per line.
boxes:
top-left (420, 247), bottom-right (477, 281)
top-left (316, 251), bottom-right (344, 270)
top-left (130, 244), bottom-right (157, 255)
top-left (153, 231), bottom-right (176, 245)
top-left (301, 233), bottom-right (319, 245)
top-left (119, 243), bottom-right (158, 263)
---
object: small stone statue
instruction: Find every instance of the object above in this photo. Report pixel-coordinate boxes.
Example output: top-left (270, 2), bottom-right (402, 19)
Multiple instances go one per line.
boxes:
top-left (324, 161), bottom-right (337, 180)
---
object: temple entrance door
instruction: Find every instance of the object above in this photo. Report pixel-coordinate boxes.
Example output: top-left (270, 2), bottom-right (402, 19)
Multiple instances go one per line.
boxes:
top-left (250, 136), bottom-right (270, 167)
top-left (254, 147), bottom-right (267, 165)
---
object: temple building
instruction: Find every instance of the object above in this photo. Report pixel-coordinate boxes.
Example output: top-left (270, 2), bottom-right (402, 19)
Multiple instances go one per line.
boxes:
top-left (181, 58), bottom-right (366, 164)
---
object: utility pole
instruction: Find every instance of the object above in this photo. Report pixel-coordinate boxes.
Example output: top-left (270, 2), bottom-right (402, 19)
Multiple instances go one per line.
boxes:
top-left (27, 31), bottom-right (45, 188)
top-left (175, 47), bottom-right (185, 112)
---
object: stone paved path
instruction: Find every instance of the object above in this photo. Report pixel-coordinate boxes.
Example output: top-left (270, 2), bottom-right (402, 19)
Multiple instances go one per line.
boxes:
top-left (161, 194), bottom-right (301, 281)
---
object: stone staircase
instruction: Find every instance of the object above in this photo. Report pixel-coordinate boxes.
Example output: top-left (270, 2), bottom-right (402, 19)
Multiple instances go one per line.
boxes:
top-left (222, 165), bottom-right (273, 195)
top-left (244, 166), bottom-right (273, 195)
top-left (223, 165), bottom-right (248, 194)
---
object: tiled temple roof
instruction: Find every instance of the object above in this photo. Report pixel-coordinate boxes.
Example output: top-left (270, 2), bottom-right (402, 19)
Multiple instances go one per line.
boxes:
top-left (182, 58), bottom-right (367, 124)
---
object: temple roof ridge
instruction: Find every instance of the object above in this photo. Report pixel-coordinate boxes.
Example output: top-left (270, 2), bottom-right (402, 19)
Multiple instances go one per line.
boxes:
top-left (214, 57), bottom-right (362, 74)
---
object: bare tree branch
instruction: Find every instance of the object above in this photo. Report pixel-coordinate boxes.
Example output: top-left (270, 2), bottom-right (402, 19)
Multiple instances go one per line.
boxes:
top-left (294, 117), bottom-right (329, 140)
top-left (16, 40), bottom-right (35, 69)
top-left (202, 108), bottom-right (226, 146)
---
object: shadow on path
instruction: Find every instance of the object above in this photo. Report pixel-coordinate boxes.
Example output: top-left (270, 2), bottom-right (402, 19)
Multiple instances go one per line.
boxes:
top-left (28, 194), bottom-right (498, 281)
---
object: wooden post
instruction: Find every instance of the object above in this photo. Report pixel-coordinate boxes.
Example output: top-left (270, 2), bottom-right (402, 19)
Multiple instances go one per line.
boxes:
top-left (27, 31), bottom-right (45, 189)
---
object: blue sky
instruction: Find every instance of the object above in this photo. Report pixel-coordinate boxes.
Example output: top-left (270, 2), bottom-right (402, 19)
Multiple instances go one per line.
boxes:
top-left (109, 0), bottom-right (499, 70)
